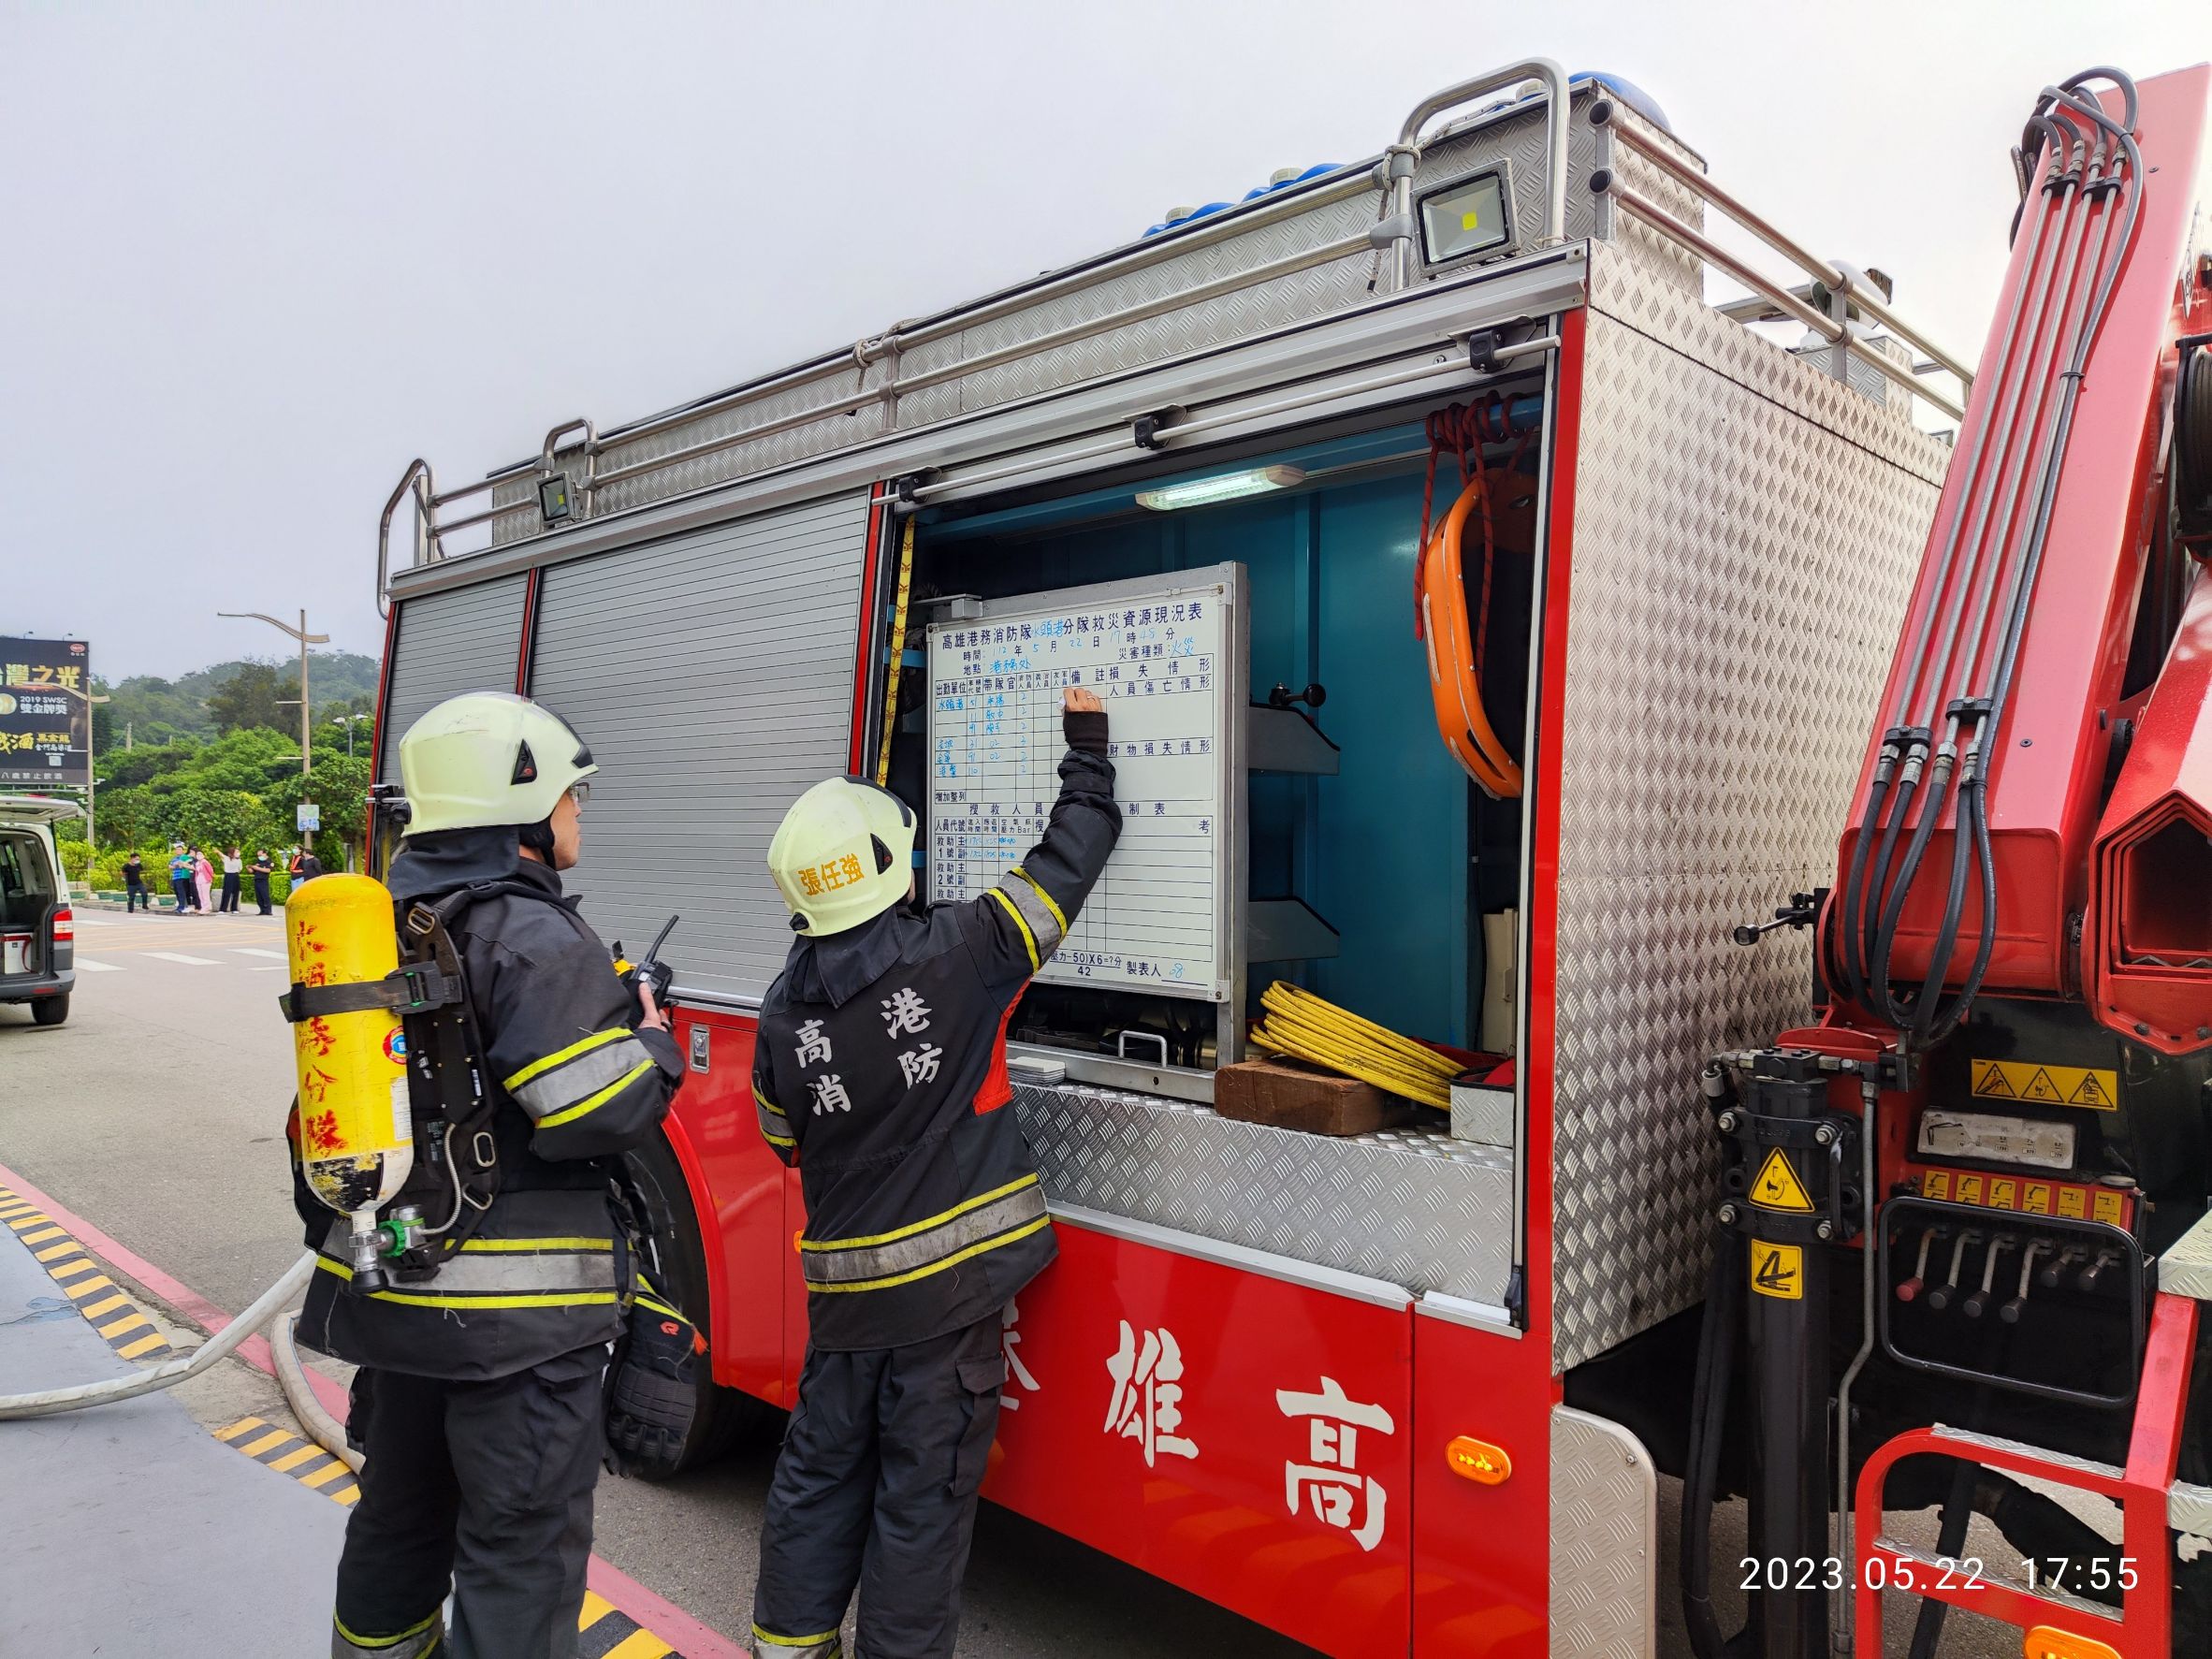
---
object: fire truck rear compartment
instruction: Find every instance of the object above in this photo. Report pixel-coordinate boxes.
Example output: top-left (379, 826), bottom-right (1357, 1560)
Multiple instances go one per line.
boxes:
top-left (890, 402), bottom-right (1543, 1070)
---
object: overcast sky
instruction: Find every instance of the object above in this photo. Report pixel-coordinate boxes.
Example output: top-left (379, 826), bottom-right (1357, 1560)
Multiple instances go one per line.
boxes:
top-left (3, 2), bottom-right (2202, 679)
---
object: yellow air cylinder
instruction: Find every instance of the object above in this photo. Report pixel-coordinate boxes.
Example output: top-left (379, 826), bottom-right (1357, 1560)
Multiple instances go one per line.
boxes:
top-left (285, 873), bottom-right (414, 1230)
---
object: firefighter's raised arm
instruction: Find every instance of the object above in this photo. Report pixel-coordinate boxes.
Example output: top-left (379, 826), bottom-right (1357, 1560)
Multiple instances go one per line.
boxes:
top-left (965, 686), bottom-right (1122, 996)
top-left (483, 927), bottom-right (684, 1161)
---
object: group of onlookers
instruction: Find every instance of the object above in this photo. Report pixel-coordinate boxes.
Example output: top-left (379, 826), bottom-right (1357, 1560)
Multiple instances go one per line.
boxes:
top-left (118, 845), bottom-right (323, 915)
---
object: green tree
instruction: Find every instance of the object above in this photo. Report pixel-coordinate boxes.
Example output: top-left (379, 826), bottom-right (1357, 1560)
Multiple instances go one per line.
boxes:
top-left (103, 743), bottom-right (197, 790)
top-left (183, 726), bottom-right (301, 791)
top-left (271, 751), bottom-right (372, 870)
top-left (165, 788), bottom-right (264, 852)
top-left (94, 784), bottom-right (154, 850)
top-left (206, 663), bottom-right (290, 735)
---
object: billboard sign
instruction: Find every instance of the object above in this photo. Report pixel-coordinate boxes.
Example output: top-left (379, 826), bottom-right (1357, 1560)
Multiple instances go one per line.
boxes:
top-left (0, 637), bottom-right (91, 787)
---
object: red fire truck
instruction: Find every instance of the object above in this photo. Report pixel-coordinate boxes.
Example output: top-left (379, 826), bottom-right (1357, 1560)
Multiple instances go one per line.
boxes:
top-left (369, 56), bottom-right (2212, 1658)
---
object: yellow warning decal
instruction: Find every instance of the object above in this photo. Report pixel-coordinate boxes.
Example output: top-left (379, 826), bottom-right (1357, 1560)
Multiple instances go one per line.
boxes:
top-left (2021, 1183), bottom-right (2053, 1215)
top-left (1751, 1242), bottom-right (1803, 1301)
top-left (2058, 1187), bottom-right (2088, 1219)
top-left (1749, 1149), bottom-right (1815, 1213)
top-left (2092, 1190), bottom-right (2124, 1225)
top-left (1970, 1058), bottom-right (2118, 1111)
top-left (1956, 1174), bottom-right (1986, 1206)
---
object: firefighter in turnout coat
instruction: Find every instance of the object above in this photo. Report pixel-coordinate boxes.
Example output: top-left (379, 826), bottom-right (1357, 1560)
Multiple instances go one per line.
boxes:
top-left (749, 687), bottom-right (1120, 1659)
top-left (293, 692), bottom-right (684, 1659)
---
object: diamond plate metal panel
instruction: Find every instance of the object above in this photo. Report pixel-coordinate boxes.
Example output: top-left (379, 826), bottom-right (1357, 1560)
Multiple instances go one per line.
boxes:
top-left (473, 84), bottom-right (1721, 546)
top-left (1014, 1081), bottom-right (1514, 1302)
top-left (491, 369), bottom-right (894, 545)
top-left (1587, 243), bottom-right (1954, 488)
top-left (1547, 298), bottom-right (1942, 1371)
top-left (1550, 1406), bottom-right (1657, 1659)
top-left (2170, 1479), bottom-right (2212, 1538)
top-left (2158, 1209), bottom-right (2212, 1301)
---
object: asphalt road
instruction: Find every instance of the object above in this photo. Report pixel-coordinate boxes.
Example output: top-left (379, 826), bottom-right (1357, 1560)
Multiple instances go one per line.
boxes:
top-left (0, 908), bottom-right (2101, 1657)
top-left (0, 905), bottom-right (1316, 1658)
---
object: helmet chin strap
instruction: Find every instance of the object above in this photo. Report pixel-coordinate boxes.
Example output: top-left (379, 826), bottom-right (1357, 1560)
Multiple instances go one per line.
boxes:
top-left (517, 819), bottom-right (557, 858)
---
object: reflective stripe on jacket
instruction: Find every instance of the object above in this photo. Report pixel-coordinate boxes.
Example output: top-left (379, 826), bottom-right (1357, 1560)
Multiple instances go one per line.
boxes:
top-left (754, 727), bottom-right (1118, 1350)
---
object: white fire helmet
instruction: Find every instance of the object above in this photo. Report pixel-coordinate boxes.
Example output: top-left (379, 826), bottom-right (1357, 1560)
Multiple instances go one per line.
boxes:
top-left (767, 777), bottom-right (918, 937)
top-left (397, 691), bottom-right (598, 836)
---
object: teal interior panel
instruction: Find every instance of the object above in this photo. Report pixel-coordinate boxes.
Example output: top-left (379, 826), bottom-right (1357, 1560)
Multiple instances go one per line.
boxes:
top-left (1302, 474), bottom-right (1470, 1043)
top-left (925, 459), bottom-right (1475, 1046)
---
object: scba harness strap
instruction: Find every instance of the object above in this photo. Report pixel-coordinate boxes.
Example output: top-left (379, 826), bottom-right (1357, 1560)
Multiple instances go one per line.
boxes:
top-left (282, 885), bottom-right (508, 1284)
top-left (277, 961), bottom-right (463, 1023)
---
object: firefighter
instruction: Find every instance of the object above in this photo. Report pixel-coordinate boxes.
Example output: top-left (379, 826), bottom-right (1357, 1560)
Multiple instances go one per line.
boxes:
top-left (292, 691), bottom-right (685, 1659)
top-left (749, 685), bottom-right (1120, 1659)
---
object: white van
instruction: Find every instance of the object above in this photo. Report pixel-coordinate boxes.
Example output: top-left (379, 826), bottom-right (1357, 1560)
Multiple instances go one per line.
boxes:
top-left (0, 795), bottom-right (78, 1027)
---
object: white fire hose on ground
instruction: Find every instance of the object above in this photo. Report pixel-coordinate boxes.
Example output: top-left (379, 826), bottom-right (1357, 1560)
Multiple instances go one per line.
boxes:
top-left (271, 1305), bottom-right (364, 1470)
top-left (0, 1251), bottom-right (325, 1424)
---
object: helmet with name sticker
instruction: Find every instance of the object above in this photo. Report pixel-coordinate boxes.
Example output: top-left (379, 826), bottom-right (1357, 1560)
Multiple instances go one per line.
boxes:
top-left (767, 777), bottom-right (918, 937)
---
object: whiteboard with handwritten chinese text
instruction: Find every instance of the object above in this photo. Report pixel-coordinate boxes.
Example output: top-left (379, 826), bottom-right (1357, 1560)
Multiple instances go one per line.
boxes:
top-left (925, 567), bottom-right (1240, 1001)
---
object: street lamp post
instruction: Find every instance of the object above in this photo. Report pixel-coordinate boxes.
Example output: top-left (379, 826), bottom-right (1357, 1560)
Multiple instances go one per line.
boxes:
top-left (332, 712), bottom-right (371, 758)
top-left (217, 609), bottom-right (330, 777)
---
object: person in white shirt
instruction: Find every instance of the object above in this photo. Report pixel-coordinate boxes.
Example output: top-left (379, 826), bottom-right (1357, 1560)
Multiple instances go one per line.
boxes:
top-left (218, 847), bottom-right (244, 913)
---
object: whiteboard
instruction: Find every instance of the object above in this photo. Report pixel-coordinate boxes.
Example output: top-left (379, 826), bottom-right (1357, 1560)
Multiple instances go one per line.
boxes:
top-left (925, 567), bottom-right (1240, 1002)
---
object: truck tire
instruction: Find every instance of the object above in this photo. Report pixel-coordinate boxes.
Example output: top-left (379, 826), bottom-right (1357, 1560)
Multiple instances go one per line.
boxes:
top-left (31, 995), bottom-right (68, 1027)
top-left (622, 1129), bottom-right (777, 1474)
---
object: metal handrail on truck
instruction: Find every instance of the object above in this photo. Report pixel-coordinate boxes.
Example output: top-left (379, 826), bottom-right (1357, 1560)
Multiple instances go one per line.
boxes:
top-left (1591, 104), bottom-right (1971, 420)
top-left (375, 56), bottom-right (1968, 610)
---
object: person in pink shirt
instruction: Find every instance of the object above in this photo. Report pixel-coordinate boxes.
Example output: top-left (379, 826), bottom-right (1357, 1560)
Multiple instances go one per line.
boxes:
top-left (193, 849), bottom-right (214, 913)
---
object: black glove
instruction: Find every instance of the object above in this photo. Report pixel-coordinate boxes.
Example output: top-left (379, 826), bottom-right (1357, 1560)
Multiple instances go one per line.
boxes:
top-left (604, 1278), bottom-right (703, 1479)
top-left (1063, 707), bottom-right (1109, 755)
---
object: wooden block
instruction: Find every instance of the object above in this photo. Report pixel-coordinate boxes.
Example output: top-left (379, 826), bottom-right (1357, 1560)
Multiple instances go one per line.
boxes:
top-left (1213, 1056), bottom-right (1412, 1136)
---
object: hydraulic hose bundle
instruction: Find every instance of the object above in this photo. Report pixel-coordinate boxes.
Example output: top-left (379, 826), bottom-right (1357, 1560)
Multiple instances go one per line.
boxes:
top-left (1836, 68), bottom-right (2144, 1051)
top-left (1249, 982), bottom-right (1458, 1107)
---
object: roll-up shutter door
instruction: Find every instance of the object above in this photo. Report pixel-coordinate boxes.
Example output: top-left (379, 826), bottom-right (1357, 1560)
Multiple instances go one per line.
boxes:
top-left (529, 494), bottom-right (868, 1003)
top-left (376, 575), bottom-right (530, 782)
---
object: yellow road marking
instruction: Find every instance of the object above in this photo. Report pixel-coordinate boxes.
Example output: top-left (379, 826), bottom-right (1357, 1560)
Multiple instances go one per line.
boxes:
top-left (217, 1417), bottom-right (268, 1442)
top-left (269, 1444), bottom-right (327, 1473)
top-left (238, 1428), bottom-right (294, 1458)
top-left (63, 1275), bottom-right (114, 1299)
top-left (19, 1226), bottom-right (69, 1244)
top-left (578, 1594), bottom-right (617, 1629)
top-left (80, 1292), bottom-right (131, 1319)
top-left (95, 1312), bottom-right (151, 1340)
top-left (602, 1632), bottom-right (674, 1659)
top-left (7, 1213), bottom-right (51, 1229)
top-left (46, 1257), bottom-right (97, 1279)
top-left (300, 1460), bottom-right (353, 1489)
top-left (329, 1483), bottom-right (362, 1506)
top-left (34, 1242), bottom-right (82, 1261)
top-left (115, 1332), bottom-right (169, 1360)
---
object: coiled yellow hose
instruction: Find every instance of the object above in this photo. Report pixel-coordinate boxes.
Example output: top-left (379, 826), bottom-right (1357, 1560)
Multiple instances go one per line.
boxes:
top-left (1248, 982), bottom-right (1458, 1109)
